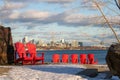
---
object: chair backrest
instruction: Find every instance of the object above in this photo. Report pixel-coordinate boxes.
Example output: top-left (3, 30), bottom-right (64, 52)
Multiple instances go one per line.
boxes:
top-left (52, 54), bottom-right (60, 63)
top-left (15, 42), bottom-right (26, 58)
top-left (80, 54), bottom-right (87, 64)
top-left (71, 54), bottom-right (78, 64)
top-left (62, 54), bottom-right (69, 63)
top-left (88, 54), bottom-right (95, 64)
top-left (26, 42), bottom-right (36, 57)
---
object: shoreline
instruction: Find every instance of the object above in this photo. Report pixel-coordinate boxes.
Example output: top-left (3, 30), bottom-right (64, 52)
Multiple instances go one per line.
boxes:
top-left (37, 49), bottom-right (108, 51)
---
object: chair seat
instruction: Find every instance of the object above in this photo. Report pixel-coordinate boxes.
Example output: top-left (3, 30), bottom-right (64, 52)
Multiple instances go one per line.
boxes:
top-left (71, 54), bottom-right (78, 64)
top-left (26, 42), bottom-right (44, 64)
top-left (34, 57), bottom-right (44, 60)
top-left (62, 54), bottom-right (69, 63)
top-left (88, 54), bottom-right (98, 64)
top-left (80, 54), bottom-right (87, 64)
top-left (52, 54), bottom-right (60, 63)
top-left (24, 57), bottom-right (33, 60)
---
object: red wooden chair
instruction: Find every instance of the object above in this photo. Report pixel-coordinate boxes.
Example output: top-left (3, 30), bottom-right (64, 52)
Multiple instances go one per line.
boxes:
top-left (62, 54), bottom-right (69, 63)
top-left (52, 54), bottom-right (60, 63)
top-left (14, 42), bottom-right (33, 65)
top-left (87, 54), bottom-right (98, 64)
top-left (26, 42), bottom-right (44, 64)
top-left (80, 54), bottom-right (87, 64)
top-left (71, 54), bottom-right (78, 64)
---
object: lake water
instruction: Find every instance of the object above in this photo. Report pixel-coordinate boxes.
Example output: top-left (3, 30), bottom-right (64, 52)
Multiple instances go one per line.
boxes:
top-left (38, 50), bottom-right (108, 64)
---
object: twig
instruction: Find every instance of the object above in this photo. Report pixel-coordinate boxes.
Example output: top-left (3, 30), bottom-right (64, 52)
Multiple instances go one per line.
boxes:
top-left (93, 0), bottom-right (120, 43)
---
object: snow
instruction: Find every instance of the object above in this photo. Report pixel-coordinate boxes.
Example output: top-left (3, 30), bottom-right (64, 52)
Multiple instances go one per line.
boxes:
top-left (0, 64), bottom-right (119, 80)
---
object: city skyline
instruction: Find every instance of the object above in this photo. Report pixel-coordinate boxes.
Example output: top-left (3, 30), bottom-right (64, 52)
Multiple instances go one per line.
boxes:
top-left (0, 0), bottom-right (120, 46)
top-left (21, 36), bottom-right (106, 47)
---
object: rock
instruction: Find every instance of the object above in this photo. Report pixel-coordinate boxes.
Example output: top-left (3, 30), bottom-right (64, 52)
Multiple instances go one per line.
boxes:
top-left (104, 71), bottom-right (112, 79)
top-left (76, 69), bottom-right (98, 77)
top-left (0, 25), bottom-right (14, 65)
top-left (106, 43), bottom-right (120, 77)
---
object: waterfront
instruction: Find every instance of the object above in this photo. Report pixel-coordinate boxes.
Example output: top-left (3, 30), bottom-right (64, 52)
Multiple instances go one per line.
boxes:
top-left (38, 50), bottom-right (108, 64)
top-left (36, 46), bottom-right (108, 50)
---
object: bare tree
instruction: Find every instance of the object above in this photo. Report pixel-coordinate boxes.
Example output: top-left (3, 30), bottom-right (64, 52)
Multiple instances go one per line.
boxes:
top-left (115, 0), bottom-right (120, 10)
top-left (92, 0), bottom-right (120, 43)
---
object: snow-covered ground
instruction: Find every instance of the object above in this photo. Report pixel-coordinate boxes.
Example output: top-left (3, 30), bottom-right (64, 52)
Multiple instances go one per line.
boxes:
top-left (0, 64), bottom-right (119, 80)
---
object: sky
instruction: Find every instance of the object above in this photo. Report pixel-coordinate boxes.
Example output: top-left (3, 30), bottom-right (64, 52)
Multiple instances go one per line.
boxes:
top-left (0, 0), bottom-right (120, 46)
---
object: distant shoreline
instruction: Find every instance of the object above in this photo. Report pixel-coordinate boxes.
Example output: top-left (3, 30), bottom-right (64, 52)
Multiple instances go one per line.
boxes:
top-left (36, 46), bottom-right (108, 51)
top-left (37, 49), bottom-right (108, 51)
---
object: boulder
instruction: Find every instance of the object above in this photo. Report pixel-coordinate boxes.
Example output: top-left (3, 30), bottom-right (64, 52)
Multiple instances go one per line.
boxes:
top-left (76, 69), bottom-right (98, 77)
top-left (106, 43), bottom-right (120, 77)
top-left (0, 25), bottom-right (14, 65)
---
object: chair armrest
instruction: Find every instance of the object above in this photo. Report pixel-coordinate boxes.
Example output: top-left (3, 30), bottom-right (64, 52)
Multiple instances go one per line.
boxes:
top-left (41, 52), bottom-right (44, 57)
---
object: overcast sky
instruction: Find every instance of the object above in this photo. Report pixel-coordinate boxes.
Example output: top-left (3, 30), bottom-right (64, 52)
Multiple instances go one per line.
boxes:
top-left (0, 0), bottom-right (120, 46)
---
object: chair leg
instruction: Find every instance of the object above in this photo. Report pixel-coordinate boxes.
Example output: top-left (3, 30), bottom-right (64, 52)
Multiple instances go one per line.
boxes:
top-left (22, 60), bottom-right (24, 65)
top-left (31, 61), bottom-right (33, 64)
top-left (33, 60), bottom-right (36, 65)
top-left (42, 59), bottom-right (44, 64)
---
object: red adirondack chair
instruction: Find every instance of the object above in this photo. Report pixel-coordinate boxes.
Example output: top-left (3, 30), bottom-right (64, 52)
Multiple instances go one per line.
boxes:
top-left (71, 54), bottom-right (78, 64)
top-left (26, 42), bottom-right (44, 64)
top-left (62, 54), bottom-right (69, 63)
top-left (52, 54), bottom-right (60, 63)
top-left (80, 54), bottom-right (87, 64)
top-left (14, 42), bottom-right (33, 65)
top-left (87, 54), bottom-right (98, 64)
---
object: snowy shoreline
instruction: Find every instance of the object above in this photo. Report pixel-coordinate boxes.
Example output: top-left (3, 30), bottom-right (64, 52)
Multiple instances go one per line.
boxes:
top-left (0, 64), bottom-right (119, 80)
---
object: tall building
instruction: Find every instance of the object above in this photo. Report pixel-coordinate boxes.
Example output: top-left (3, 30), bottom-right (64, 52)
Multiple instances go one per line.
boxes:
top-left (78, 42), bottom-right (83, 46)
top-left (22, 36), bottom-right (28, 43)
top-left (37, 40), bottom-right (47, 46)
top-left (61, 39), bottom-right (65, 43)
top-left (71, 40), bottom-right (78, 47)
top-left (31, 39), bottom-right (35, 44)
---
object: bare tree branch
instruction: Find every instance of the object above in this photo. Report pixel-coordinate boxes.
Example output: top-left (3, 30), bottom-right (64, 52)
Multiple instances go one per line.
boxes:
top-left (93, 0), bottom-right (120, 43)
top-left (115, 0), bottom-right (120, 10)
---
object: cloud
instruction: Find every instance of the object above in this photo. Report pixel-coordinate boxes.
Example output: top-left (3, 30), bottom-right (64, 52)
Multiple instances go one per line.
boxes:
top-left (19, 10), bottom-right (50, 20)
top-left (0, 0), bottom-right (119, 29)
top-left (1, 8), bottom-right (119, 29)
top-left (45, 12), bottom-right (120, 27)
top-left (81, 0), bottom-right (107, 10)
top-left (0, 2), bottom-right (26, 11)
top-left (8, 11), bottom-right (20, 19)
top-left (1, 10), bottom-right (51, 24)
top-left (0, 2), bottom-right (27, 22)
top-left (41, 0), bottom-right (75, 3)
top-left (7, 0), bottom-right (74, 4)
top-left (107, 16), bottom-right (120, 25)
